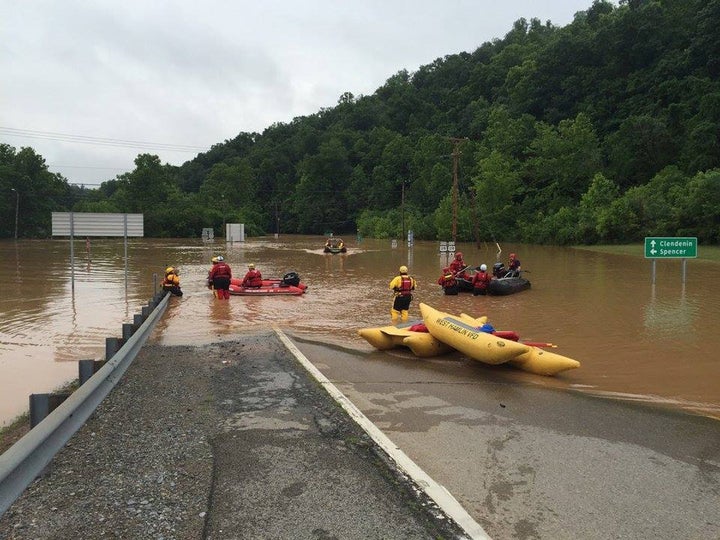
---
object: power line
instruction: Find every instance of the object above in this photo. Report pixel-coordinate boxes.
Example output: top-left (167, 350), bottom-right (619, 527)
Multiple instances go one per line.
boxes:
top-left (0, 126), bottom-right (208, 153)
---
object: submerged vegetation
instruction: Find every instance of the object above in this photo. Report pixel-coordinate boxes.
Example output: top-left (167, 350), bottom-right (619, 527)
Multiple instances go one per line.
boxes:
top-left (2, 0), bottom-right (719, 245)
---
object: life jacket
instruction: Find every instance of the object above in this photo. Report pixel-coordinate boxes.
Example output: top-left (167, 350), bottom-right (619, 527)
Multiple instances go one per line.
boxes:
top-left (397, 275), bottom-right (413, 296)
top-left (162, 273), bottom-right (179, 288)
top-left (243, 269), bottom-right (263, 287)
top-left (211, 262), bottom-right (232, 279)
top-left (472, 271), bottom-right (490, 289)
top-left (438, 272), bottom-right (457, 287)
top-left (449, 260), bottom-right (465, 274)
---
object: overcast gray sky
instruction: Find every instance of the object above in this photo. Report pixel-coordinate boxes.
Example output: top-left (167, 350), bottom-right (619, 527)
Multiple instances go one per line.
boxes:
top-left (2, 0), bottom-right (596, 186)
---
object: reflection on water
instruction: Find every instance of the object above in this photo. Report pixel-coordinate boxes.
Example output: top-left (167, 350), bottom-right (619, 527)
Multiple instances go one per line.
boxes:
top-left (1, 237), bottom-right (720, 426)
top-left (643, 284), bottom-right (698, 339)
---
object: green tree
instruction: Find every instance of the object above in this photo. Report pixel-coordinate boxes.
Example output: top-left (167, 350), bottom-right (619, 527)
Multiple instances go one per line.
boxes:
top-left (291, 139), bottom-right (353, 233)
top-left (607, 115), bottom-right (676, 188)
top-left (577, 173), bottom-right (620, 243)
top-left (675, 169), bottom-right (720, 242)
top-left (472, 150), bottom-right (521, 240)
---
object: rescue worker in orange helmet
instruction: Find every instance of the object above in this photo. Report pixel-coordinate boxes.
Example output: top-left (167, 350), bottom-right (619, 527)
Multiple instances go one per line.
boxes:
top-left (507, 253), bottom-right (522, 277)
top-left (449, 251), bottom-right (468, 279)
top-left (388, 265), bottom-right (416, 322)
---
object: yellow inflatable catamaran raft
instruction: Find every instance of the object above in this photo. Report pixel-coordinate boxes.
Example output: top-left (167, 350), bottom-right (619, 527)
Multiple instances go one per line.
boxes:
top-left (419, 303), bottom-right (580, 376)
top-left (358, 313), bottom-right (488, 358)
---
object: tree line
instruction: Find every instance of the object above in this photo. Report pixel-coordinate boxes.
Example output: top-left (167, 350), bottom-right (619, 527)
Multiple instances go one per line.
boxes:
top-left (2, 0), bottom-right (719, 244)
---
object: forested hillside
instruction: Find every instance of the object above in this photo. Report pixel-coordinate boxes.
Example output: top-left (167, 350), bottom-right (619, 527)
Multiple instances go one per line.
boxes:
top-left (2, 0), bottom-right (719, 244)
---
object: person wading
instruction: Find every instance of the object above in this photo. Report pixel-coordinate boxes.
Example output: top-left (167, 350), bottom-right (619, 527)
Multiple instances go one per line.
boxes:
top-left (389, 265), bottom-right (416, 323)
top-left (208, 255), bottom-right (232, 299)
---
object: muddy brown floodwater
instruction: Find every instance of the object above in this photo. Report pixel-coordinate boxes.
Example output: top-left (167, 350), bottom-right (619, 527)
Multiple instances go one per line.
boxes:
top-left (1, 235), bottom-right (719, 427)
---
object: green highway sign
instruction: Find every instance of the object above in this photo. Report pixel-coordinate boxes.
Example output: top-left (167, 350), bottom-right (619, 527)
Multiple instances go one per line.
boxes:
top-left (644, 237), bottom-right (697, 258)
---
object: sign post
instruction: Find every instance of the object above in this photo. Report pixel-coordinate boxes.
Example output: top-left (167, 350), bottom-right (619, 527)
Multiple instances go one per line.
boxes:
top-left (52, 212), bottom-right (144, 291)
top-left (644, 237), bottom-right (697, 283)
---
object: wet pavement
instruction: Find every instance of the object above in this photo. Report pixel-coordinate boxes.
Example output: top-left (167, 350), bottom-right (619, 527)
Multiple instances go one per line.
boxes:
top-left (0, 331), bottom-right (478, 539)
top-left (294, 337), bottom-right (720, 540)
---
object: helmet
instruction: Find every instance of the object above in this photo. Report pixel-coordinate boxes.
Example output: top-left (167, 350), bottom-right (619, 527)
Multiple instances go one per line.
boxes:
top-left (455, 252), bottom-right (463, 259)
top-left (211, 257), bottom-right (219, 264)
top-left (480, 264), bottom-right (487, 272)
top-left (399, 265), bottom-right (408, 274)
top-left (165, 267), bottom-right (174, 275)
top-left (248, 263), bottom-right (255, 268)
top-left (217, 255), bottom-right (224, 262)
top-left (509, 253), bottom-right (516, 259)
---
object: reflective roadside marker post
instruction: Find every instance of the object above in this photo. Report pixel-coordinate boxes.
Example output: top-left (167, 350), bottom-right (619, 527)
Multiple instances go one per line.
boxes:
top-left (439, 241), bottom-right (455, 265)
top-left (644, 237), bottom-right (698, 284)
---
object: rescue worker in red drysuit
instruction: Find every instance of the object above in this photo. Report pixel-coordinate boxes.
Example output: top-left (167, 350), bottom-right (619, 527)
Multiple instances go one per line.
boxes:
top-left (471, 263), bottom-right (492, 296)
top-left (208, 255), bottom-right (232, 299)
top-left (449, 252), bottom-right (468, 279)
top-left (437, 266), bottom-right (459, 295)
top-left (241, 263), bottom-right (263, 288)
top-left (389, 265), bottom-right (416, 323)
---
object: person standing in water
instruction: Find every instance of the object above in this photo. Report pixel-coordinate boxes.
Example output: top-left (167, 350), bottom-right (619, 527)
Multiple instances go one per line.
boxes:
top-left (388, 265), bottom-right (416, 323)
top-left (471, 264), bottom-right (491, 295)
top-left (208, 255), bottom-right (232, 299)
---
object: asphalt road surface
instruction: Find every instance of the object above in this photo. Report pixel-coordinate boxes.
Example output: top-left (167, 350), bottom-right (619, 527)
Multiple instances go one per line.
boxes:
top-left (293, 336), bottom-right (720, 540)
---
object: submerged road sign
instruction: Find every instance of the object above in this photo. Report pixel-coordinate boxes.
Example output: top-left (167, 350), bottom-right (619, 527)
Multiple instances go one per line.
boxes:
top-left (644, 237), bottom-right (697, 258)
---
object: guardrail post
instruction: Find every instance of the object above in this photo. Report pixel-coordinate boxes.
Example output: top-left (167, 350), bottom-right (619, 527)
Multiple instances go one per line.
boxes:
top-left (29, 394), bottom-right (49, 428)
top-left (78, 360), bottom-right (95, 386)
top-left (30, 393), bottom-right (71, 428)
top-left (141, 306), bottom-right (150, 318)
top-left (78, 359), bottom-right (106, 386)
top-left (134, 313), bottom-right (144, 327)
top-left (105, 337), bottom-right (122, 361)
top-left (122, 323), bottom-right (135, 341)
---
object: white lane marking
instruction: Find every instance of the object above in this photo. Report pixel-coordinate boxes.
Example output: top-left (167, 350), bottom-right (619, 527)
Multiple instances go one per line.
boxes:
top-left (274, 327), bottom-right (492, 540)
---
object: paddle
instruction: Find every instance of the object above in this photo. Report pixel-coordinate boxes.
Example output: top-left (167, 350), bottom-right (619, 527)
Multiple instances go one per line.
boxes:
top-left (453, 265), bottom-right (470, 277)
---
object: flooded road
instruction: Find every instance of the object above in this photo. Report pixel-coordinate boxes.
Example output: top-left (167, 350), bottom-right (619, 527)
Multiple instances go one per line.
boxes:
top-left (1, 236), bottom-right (719, 426)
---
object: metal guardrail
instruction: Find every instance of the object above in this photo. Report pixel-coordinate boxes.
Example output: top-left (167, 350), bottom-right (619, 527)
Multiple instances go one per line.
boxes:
top-left (0, 292), bottom-right (170, 517)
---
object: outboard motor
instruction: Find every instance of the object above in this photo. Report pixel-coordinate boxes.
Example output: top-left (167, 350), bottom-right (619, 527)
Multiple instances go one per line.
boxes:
top-left (493, 262), bottom-right (505, 278)
top-left (282, 271), bottom-right (301, 287)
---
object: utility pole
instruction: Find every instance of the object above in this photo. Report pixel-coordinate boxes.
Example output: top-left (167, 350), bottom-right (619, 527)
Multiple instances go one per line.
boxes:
top-left (449, 137), bottom-right (468, 243)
